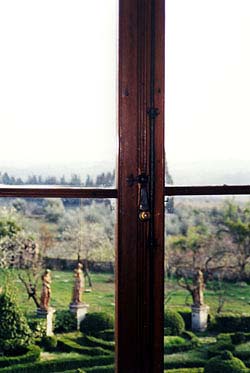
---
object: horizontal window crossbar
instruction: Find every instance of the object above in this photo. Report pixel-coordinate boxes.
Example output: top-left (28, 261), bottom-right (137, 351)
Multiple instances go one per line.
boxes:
top-left (165, 185), bottom-right (250, 196)
top-left (0, 187), bottom-right (117, 199)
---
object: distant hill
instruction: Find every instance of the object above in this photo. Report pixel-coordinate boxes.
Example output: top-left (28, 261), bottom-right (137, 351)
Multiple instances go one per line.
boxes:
top-left (168, 159), bottom-right (250, 185)
top-left (0, 159), bottom-right (250, 186)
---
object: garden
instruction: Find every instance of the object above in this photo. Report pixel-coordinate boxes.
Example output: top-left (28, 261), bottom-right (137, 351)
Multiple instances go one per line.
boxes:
top-left (1, 195), bottom-right (250, 371)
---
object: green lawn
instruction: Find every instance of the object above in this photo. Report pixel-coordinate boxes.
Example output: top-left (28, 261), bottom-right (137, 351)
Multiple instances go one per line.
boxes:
top-left (165, 278), bottom-right (250, 314)
top-left (0, 270), bottom-right (115, 317)
top-left (2, 269), bottom-right (250, 317)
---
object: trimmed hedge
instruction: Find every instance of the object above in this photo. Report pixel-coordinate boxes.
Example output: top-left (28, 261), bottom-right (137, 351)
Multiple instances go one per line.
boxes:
top-left (207, 340), bottom-right (235, 358)
top-left (83, 336), bottom-right (115, 352)
top-left (57, 337), bottom-right (111, 356)
top-left (164, 351), bottom-right (206, 370)
top-left (54, 310), bottom-right (77, 333)
top-left (0, 354), bottom-right (114, 372)
top-left (85, 365), bottom-right (114, 372)
top-left (164, 335), bottom-right (199, 354)
top-left (164, 310), bottom-right (185, 336)
top-left (0, 345), bottom-right (40, 368)
top-left (204, 351), bottom-right (246, 373)
top-left (212, 313), bottom-right (250, 333)
top-left (164, 369), bottom-right (204, 373)
top-left (80, 313), bottom-right (114, 336)
top-left (40, 336), bottom-right (57, 351)
top-left (62, 367), bottom-right (114, 373)
top-left (177, 310), bottom-right (192, 331)
top-left (231, 332), bottom-right (246, 345)
top-left (97, 330), bottom-right (114, 342)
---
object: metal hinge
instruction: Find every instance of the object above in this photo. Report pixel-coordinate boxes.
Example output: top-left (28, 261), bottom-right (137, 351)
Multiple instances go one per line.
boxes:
top-left (126, 173), bottom-right (151, 222)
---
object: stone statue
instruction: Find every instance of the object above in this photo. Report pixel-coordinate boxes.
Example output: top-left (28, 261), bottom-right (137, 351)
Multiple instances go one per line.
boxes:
top-left (72, 263), bottom-right (84, 304)
top-left (192, 269), bottom-right (204, 306)
top-left (40, 269), bottom-right (52, 310)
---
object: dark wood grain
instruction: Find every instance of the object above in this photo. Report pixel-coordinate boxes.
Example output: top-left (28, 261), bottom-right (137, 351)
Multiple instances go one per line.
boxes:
top-left (117, 0), bottom-right (164, 372)
top-left (165, 185), bottom-right (250, 196)
top-left (0, 187), bottom-right (117, 199)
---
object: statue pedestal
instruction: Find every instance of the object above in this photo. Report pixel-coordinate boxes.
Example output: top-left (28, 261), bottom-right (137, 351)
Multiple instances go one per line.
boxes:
top-left (37, 307), bottom-right (56, 336)
top-left (191, 305), bottom-right (209, 332)
top-left (69, 302), bottom-right (89, 330)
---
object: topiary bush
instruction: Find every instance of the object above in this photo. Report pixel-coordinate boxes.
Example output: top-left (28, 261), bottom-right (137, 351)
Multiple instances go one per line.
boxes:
top-left (164, 309), bottom-right (185, 336)
top-left (80, 313), bottom-right (114, 336)
top-left (40, 335), bottom-right (57, 351)
top-left (97, 329), bottom-right (114, 342)
top-left (207, 339), bottom-right (235, 358)
top-left (177, 309), bottom-right (192, 330)
top-left (0, 290), bottom-right (32, 355)
top-left (212, 313), bottom-right (250, 333)
top-left (204, 350), bottom-right (246, 373)
top-left (54, 310), bottom-right (77, 333)
top-left (231, 332), bottom-right (246, 345)
top-left (28, 318), bottom-right (47, 338)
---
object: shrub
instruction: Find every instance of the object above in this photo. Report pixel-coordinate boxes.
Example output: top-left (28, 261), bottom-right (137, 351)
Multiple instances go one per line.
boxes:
top-left (28, 318), bottom-right (47, 338)
top-left (84, 366), bottom-right (114, 373)
top-left (204, 350), bottom-right (246, 373)
top-left (164, 350), bottom-right (206, 369)
top-left (212, 313), bottom-right (250, 333)
top-left (231, 332), bottom-right (246, 345)
top-left (57, 337), bottom-right (111, 356)
top-left (177, 309), bottom-right (192, 330)
top-left (165, 369), bottom-right (203, 373)
top-left (40, 336), bottom-right (57, 351)
top-left (0, 354), bottom-right (114, 372)
top-left (164, 310), bottom-right (185, 336)
top-left (0, 291), bottom-right (32, 355)
top-left (54, 310), bottom-right (77, 333)
top-left (164, 336), bottom-right (192, 354)
top-left (207, 340), bottom-right (235, 358)
top-left (80, 313), bottom-right (114, 336)
top-left (84, 335), bottom-right (115, 352)
top-left (0, 345), bottom-right (40, 368)
top-left (97, 329), bottom-right (114, 342)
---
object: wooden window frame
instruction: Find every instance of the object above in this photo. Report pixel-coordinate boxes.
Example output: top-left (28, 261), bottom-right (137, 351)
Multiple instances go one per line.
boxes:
top-left (0, 1), bottom-right (165, 372)
top-left (2, 1), bottom-right (249, 372)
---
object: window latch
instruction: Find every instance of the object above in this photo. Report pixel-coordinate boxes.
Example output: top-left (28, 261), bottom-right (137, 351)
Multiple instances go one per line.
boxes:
top-left (126, 173), bottom-right (151, 222)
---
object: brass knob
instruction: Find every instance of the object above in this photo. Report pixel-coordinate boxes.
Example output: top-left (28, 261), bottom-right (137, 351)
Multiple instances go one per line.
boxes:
top-left (139, 211), bottom-right (151, 222)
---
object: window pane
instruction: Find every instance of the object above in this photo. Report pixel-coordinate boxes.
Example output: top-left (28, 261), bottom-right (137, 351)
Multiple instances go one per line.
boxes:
top-left (0, 197), bottom-right (115, 369)
top-left (0, 1), bottom-right (117, 186)
top-left (165, 195), bottom-right (250, 370)
top-left (165, 0), bottom-right (250, 185)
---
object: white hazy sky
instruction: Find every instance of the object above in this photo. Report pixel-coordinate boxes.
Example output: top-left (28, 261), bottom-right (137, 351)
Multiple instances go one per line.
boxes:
top-left (0, 0), bottom-right (117, 167)
top-left (166, 0), bottom-right (250, 166)
top-left (1, 0), bottom-right (250, 170)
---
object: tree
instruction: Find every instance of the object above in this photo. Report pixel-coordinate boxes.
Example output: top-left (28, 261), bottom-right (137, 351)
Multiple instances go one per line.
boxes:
top-left (0, 210), bottom-right (44, 308)
top-left (58, 204), bottom-right (114, 286)
top-left (0, 234), bottom-right (42, 308)
top-left (167, 224), bottom-right (234, 305)
top-left (216, 201), bottom-right (250, 280)
top-left (43, 198), bottom-right (65, 223)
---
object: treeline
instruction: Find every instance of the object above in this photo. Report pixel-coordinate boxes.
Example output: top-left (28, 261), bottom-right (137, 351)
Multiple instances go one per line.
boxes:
top-left (0, 170), bottom-right (115, 187)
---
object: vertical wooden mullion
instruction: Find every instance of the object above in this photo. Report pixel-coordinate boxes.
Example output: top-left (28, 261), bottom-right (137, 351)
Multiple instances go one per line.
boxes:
top-left (117, 0), bottom-right (164, 372)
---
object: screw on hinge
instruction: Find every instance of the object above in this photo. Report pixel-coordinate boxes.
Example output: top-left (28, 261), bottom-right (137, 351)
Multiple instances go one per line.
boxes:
top-left (147, 107), bottom-right (160, 119)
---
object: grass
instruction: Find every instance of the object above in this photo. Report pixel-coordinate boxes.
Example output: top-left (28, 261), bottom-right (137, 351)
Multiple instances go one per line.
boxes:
top-left (0, 270), bottom-right (115, 317)
top-left (2, 269), bottom-right (250, 317)
top-left (165, 277), bottom-right (250, 314)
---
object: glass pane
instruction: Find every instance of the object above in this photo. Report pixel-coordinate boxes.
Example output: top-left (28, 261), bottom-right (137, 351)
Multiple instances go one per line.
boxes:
top-left (0, 1), bottom-right (117, 186)
top-left (165, 0), bottom-right (250, 185)
top-left (0, 197), bottom-right (115, 370)
top-left (165, 195), bottom-right (250, 371)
